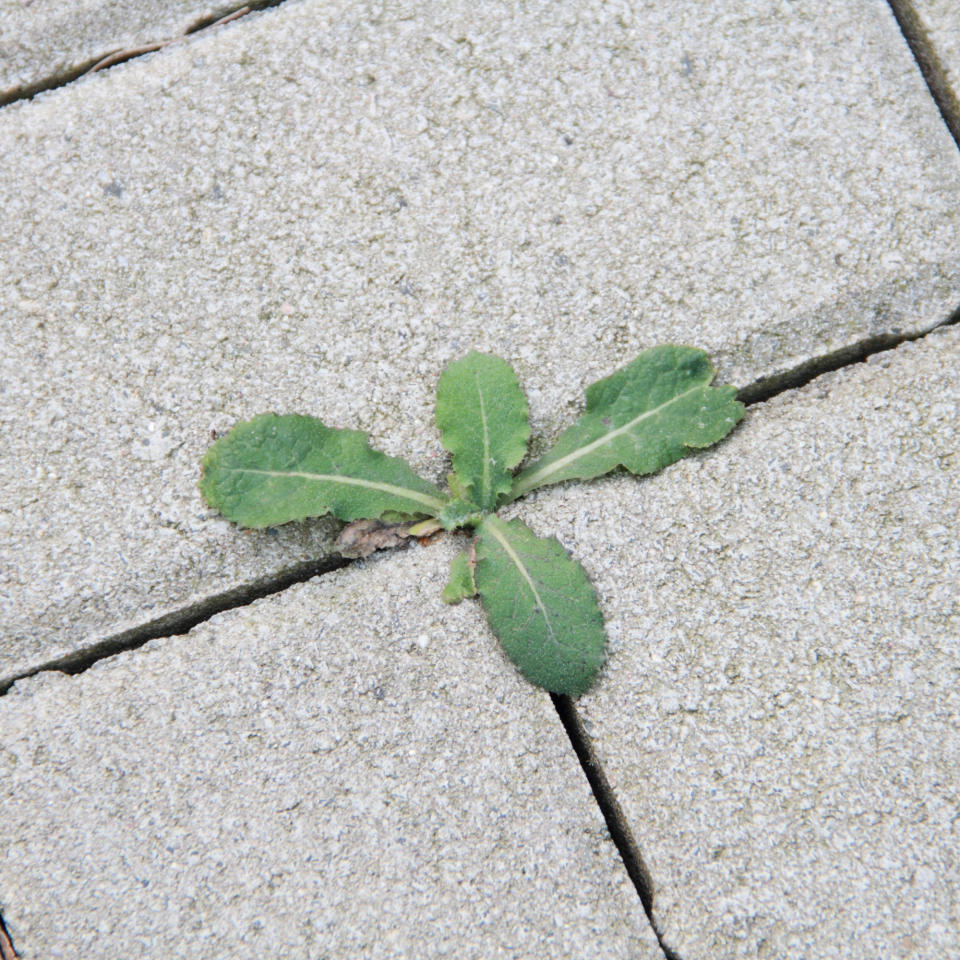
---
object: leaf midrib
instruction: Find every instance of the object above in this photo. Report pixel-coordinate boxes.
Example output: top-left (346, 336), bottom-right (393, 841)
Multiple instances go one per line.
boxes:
top-left (224, 467), bottom-right (447, 511)
top-left (483, 516), bottom-right (557, 644)
top-left (475, 370), bottom-right (492, 508)
top-left (511, 381), bottom-right (703, 497)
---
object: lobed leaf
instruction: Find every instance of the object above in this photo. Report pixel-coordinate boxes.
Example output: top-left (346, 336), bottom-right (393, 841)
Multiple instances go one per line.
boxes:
top-left (200, 413), bottom-right (447, 528)
top-left (510, 345), bottom-right (743, 499)
top-left (435, 352), bottom-right (530, 511)
top-left (475, 515), bottom-right (606, 697)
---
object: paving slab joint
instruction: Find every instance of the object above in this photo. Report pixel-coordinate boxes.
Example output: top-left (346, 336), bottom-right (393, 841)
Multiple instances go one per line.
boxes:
top-left (887, 0), bottom-right (960, 150)
top-left (0, 911), bottom-right (17, 960)
top-left (0, 554), bottom-right (351, 696)
top-left (182, 2), bottom-right (272, 37)
top-left (737, 304), bottom-right (960, 406)
top-left (551, 694), bottom-right (684, 959)
top-left (0, 0), bottom-right (286, 109)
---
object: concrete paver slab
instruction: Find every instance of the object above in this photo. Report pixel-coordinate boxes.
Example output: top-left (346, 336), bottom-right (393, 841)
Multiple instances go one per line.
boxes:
top-left (512, 327), bottom-right (960, 957)
top-left (0, 538), bottom-right (661, 959)
top-left (0, 0), bottom-right (243, 102)
top-left (4, 1), bottom-right (960, 682)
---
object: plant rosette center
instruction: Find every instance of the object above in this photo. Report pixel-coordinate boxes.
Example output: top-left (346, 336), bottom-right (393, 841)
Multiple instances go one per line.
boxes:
top-left (199, 345), bottom-right (744, 697)
top-left (436, 498), bottom-right (484, 532)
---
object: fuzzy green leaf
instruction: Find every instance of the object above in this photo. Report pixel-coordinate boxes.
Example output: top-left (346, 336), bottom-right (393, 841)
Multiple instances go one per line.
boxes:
top-left (475, 515), bottom-right (606, 697)
top-left (442, 546), bottom-right (478, 604)
top-left (436, 352), bottom-right (530, 511)
top-left (200, 413), bottom-right (448, 528)
top-left (510, 345), bottom-right (743, 500)
top-left (437, 498), bottom-right (483, 532)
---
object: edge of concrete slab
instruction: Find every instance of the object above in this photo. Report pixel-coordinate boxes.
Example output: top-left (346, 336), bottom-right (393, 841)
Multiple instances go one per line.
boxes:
top-left (0, 1), bottom-right (284, 109)
top-left (552, 694), bottom-right (685, 960)
top-left (0, 913), bottom-right (15, 960)
top-left (888, 0), bottom-right (960, 149)
top-left (6, 307), bottom-right (955, 700)
top-left (736, 301), bottom-right (959, 404)
top-left (0, 555), bottom-right (349, 696)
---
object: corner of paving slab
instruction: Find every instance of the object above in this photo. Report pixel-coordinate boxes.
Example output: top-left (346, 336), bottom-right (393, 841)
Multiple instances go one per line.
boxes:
top-left (512, 325), bottom-right (960, 958)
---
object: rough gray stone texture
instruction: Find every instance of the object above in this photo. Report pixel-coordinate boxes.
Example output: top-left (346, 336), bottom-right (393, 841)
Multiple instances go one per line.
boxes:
top-left (512, 326), bottom-right (960, 958)
top-left (0, 0), bottom-right (241, 101)
top-left (0, 539), bottom-right (661, 959)
top-left (911, 0), bottom-right (960, 108)
top-left (4, 0), bottom-right (960, 680)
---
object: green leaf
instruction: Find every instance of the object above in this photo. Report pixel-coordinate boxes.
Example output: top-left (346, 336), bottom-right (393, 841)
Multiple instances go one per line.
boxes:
top-left (435, 352), bottom-right (530, 511)
top-left (446, 471), bottom-right (471, 502)
top-left (437, 498), bottom-right (483, 532)
top-left (475, 515), bottom-right (606, 697)
top-left (442, 546), bottom-right (477, 604)
top-left (510, 345), bottom-right (744, 500)
top-left (200, 413), bottom-right (448, 528)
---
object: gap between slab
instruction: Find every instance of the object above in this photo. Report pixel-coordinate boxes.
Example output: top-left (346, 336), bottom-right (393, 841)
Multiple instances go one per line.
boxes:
top-left (552, 693), bottom-right (684, 960)
top-left (887, 0), bottom-right (960, 151)
top-left (735, 305), bottom-right (959, 404)
top-left (0, 555), bottom-right (349, 696)
top-left (5, 304), bottom-right (956, 700)
top-left (2, 308), bottom-right (957, 960)
top-left (0, 912), bottom-right (15, 960)
top-left (0, 1), bottom-right (287, 109)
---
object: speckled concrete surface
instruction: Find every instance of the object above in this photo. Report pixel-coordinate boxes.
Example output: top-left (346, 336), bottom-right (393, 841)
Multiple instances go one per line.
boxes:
top-left (0, 538), bottom-right (661, 959)
top-left (511, 326), bottom-right (960, 957)
top-left (3, 0), bottom-right (960, 685)
top-left (0, 0), bottom-right (241, 101)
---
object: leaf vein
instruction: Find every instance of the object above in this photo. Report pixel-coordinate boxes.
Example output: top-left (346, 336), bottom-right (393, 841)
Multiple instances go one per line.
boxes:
top-left (514, 381), bottom-right (704, 495)
top-left (223, 467), bottom-right (446, 511)
top-left (484, 519), bottom-right (557, 645)
top-left (475, 370), bottom-right (492, 507)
